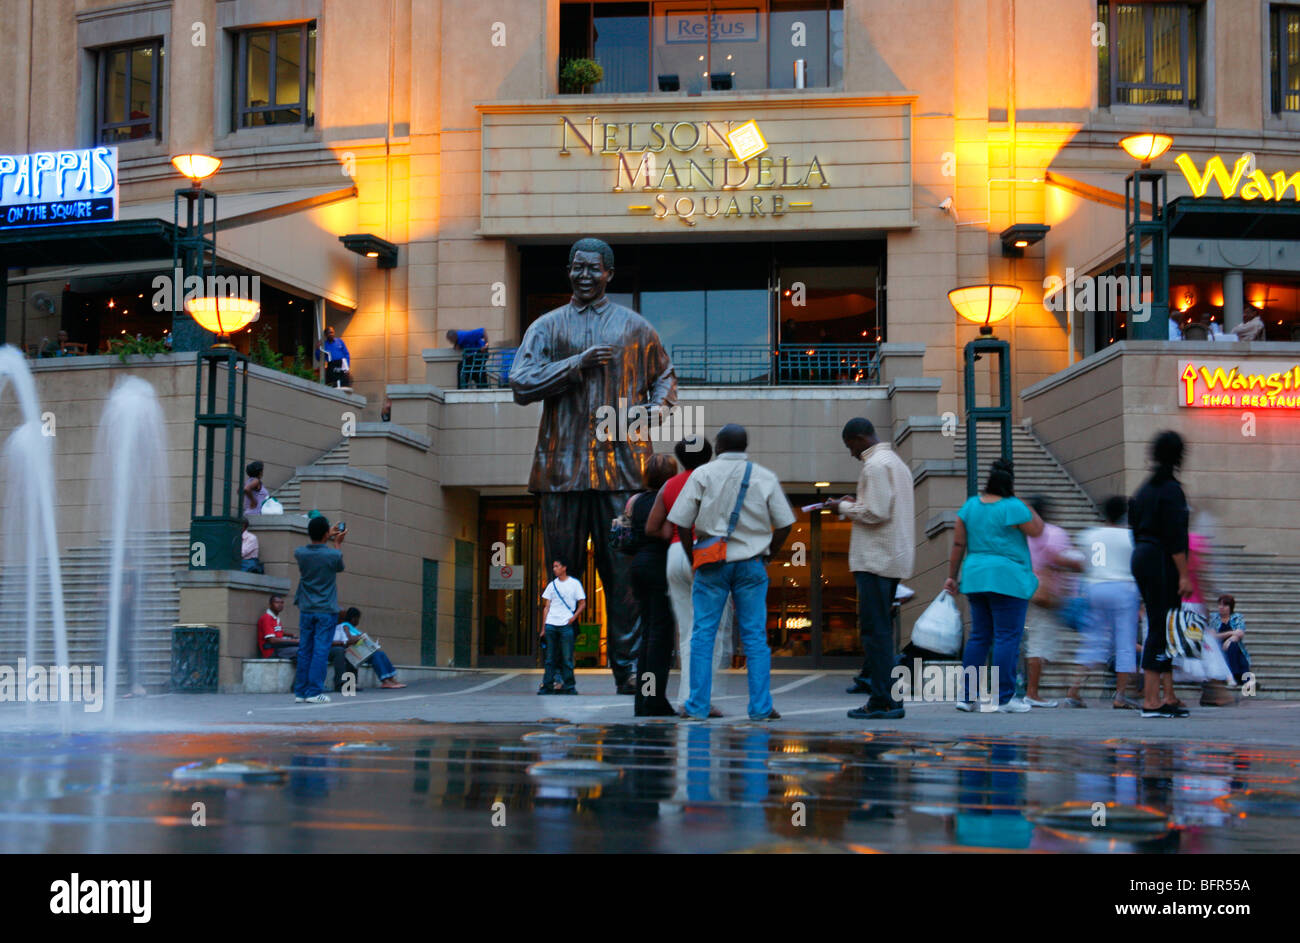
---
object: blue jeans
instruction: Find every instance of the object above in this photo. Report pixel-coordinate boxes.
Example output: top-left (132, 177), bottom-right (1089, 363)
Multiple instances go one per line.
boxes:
top-left (363, 650), bottom-right (397, 681)
top-left (295, 611), bottom-right (337, 698)
top-left (685, 556), bottom-right (772, 720)
top-left (542, 624), bottom-right (576, 691)
top-left (962, 592), bottom-right (1028, 705)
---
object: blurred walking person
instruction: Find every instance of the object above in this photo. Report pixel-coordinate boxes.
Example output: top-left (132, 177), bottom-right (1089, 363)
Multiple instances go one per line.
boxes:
top-left (646, 435), bottom-right (732, 715)
top-left (1064, 496), bottom-right (1141, 708)
top-left (627, 453), bottom-right (680, 716)
top-left (1022, 495), bottom-right (1084, 707)
top-left (944, 459), bottom-right (1044, 712)
top-left (668, 424), bottom-right (795, 721)
top-left (1128, 431), bottom-right (1192, 718)
top-left (828, 418), bottom-right (914, 721)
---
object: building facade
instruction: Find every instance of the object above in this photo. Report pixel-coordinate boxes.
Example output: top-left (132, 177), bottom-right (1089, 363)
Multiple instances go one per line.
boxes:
top-left (4, 0), bottom-right (1300, 681)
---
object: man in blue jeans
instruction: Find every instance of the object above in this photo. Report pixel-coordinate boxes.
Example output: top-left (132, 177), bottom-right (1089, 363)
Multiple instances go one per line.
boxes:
top-left (539, 559), bottom-right (586, 694)
top-left (292, 515), bottom-right (346, 703)
top-left (668, 424), bottom-right (794, 721)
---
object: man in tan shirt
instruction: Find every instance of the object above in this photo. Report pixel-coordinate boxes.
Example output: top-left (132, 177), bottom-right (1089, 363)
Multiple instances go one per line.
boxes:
top-left (826, 417), bottom-right (915, 720)
top-left (668, 423), bottom-right (795, 721)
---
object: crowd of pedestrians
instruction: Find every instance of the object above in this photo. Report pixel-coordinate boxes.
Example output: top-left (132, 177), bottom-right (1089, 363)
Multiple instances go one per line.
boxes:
top-left (582, 422), bottom-right (1248, 724)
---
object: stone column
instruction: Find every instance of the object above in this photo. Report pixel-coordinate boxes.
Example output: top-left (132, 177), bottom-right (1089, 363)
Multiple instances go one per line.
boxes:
top-left (1222, 269), bottom-right (1244, 331)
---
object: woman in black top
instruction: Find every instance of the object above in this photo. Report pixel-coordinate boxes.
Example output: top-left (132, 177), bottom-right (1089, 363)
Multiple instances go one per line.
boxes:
top-left (1128, 431), bottom-right (1193, 718)
top-left (628, 453), bottom-right (680, 717)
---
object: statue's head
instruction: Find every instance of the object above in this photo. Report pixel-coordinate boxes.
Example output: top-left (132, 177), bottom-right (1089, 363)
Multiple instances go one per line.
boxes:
top-left (567, 238), bottom-right (615, 305)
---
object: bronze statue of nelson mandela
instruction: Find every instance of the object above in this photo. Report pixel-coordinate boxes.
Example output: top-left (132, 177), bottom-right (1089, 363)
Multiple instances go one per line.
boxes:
top-left (509, 238), bottom-right (677, 694)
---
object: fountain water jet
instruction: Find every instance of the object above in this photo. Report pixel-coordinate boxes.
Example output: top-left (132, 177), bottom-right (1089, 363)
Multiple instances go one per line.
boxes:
top-left (0, 345), bottom-right (71, 724)
top-left (92, 376), bottom-right (170, 724)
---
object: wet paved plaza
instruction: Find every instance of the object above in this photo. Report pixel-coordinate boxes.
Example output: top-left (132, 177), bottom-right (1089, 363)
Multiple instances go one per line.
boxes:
top-left (3, 718), bottom-right (1299, 853)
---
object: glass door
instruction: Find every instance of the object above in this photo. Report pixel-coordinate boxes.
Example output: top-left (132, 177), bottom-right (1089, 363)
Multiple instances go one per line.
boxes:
top-left (478, 499), bottom-right (544, 667)
top-left (764, 498), bottom-right (861, 666)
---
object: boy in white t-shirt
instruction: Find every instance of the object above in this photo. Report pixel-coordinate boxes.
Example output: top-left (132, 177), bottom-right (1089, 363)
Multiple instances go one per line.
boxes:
top-left (539, 559), bottom-right (586, 695)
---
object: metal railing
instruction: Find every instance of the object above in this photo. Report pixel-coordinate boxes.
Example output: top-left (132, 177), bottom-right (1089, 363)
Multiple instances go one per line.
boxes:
top-left (672, 344), bottom-right (881, 386)
top-left (454, 344), bottom-right (880, 389)
top-left (456, 348), bottom-right (516, 389)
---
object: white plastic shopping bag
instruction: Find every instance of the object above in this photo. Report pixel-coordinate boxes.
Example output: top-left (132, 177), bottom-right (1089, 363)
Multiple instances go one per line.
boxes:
top-left (909, 591), bottom-right (963, 656)
top-left (259, 497), bottom-right (284, 515)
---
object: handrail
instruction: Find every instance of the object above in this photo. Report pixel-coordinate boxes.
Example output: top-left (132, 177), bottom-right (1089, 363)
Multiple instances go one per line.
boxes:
top-left (454, 343), bottom-right (881, 389)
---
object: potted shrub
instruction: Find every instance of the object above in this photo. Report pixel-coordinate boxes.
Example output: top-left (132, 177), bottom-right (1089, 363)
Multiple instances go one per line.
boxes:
top-left (561, 58), bottom-right (604, 94)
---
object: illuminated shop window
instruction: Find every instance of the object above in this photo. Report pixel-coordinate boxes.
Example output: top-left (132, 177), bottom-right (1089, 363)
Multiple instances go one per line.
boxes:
top-left (96, 40), bottom-right (164, 144)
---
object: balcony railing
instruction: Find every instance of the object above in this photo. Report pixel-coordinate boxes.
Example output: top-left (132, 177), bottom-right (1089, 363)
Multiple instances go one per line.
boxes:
top-left (672, 344), bottom-right (881, 386)
top-left (454, 344), bottom-right (879, 389)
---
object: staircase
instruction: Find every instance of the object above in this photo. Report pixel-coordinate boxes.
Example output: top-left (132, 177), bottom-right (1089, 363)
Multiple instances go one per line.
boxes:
top-left (0, 534), bottom-right (188, 692)
top-left (269, 437), bottom-right (351, 512)
top-left (955, 424), bottom-right (1300, 699)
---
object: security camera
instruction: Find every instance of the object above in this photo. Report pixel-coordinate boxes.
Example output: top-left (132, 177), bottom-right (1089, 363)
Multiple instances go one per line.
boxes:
top-left (938, 197), bottom-right (958, 221)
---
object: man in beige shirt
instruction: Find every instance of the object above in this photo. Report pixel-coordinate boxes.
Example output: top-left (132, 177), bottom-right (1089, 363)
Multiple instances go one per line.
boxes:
top-left (668, 424), bottom-right (794, 721)
top-left (826, 417), bottom-right (915, 720)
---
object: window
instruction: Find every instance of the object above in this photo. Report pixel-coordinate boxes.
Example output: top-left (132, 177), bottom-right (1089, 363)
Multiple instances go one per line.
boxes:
top-left (1097, 2), bottom-right (1201, 107)
top-left (232, 21), bottom-right (316, 129)
top-left (1272, 5), bottom-right (1300, 113)
top-left (96, 40), bottom-right (164, 143)
top-left (518, 241), bottom-right (885, 385)
top-left (558, 0), bottom-right (843, 94)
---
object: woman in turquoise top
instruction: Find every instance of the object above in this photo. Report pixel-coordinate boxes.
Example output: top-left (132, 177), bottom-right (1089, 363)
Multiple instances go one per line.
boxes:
top-left (943, 459), bottom-right (1043, 709)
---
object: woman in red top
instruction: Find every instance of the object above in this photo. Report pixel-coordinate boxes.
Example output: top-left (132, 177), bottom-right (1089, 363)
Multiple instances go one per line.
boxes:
top-left (646, 435), bottom-right (731, 716)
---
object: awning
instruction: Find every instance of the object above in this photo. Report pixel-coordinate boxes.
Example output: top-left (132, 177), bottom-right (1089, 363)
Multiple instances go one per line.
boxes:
top-left (0, 184), bottom-right (359, 307)
top-left (1164, 196), bottom-right (1300, 240)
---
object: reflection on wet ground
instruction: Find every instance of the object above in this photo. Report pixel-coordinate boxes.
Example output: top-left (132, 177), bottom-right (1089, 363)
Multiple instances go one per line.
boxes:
top-left (1, 722), bottom-right (1297, 852)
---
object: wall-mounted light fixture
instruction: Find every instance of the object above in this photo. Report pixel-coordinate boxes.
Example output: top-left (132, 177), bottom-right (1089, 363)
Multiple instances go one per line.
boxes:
top-left (999, 223), bottom-right (1050, 257)
top-left (340, 233), bottom-right (398, 268)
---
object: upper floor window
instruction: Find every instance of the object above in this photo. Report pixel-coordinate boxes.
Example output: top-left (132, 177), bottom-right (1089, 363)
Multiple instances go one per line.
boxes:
top-left (1271, 4), bottom-right (1300, 113)
top-left (96, 39), bottom-right (164, 143)
top-left (232, 21), bottom-right (316, 129)
top-left (1097, 2), bottom-right (1201, 108)
top-left (559, 1), bottom-right (843, 94)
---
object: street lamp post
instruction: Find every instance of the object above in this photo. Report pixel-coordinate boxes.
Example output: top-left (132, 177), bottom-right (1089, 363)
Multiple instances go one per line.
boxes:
top-left (170, 154), bottom-right (261, 571)
top-left (1120, 133), bottom-right (1173, 341)
top-left (949, 284), bottom-right (1021, 497)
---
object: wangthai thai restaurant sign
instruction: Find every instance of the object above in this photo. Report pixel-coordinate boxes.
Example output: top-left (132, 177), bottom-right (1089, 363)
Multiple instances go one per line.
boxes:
top-left (0, 146), bottom-right (118, 229)
top-left (1179, 360), bottom-right (1300, 409)
top-left (477, 97), bottom-right (913, 235)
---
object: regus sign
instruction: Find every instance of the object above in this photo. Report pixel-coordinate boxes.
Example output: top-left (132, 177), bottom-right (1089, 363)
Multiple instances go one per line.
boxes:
top-left (0, 146), bottom-right (119, 229)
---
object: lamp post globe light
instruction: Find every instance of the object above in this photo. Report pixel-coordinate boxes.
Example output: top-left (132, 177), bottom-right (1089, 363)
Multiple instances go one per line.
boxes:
top-left (170, 153), bottom-right (252, 572)
top-left (950, 284), bottom-right (1020, 496)
top-left (1120, 132), bottom-right (1172, 340)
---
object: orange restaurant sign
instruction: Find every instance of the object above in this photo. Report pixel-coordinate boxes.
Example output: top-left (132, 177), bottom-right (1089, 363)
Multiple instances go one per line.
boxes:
top-left (1179, 360), bottom-right (1300, 409)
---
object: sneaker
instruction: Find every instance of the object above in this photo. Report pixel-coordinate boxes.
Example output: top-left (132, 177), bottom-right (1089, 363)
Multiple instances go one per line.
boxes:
top-left (1062, 697), bottom-right (1088, 709)
top-left (848, 705), bottom-right (905, 720)
top-left (1024, 696), bottom-right (1058, 708)
top-left (749, 709), bottom-right (782, 721)
top-left (955, 701), bottom-right (976, 712)
top-left (294, 696), bottom-right (306, 703)
top-left (303, 693), bottom-right (331, 704)
top-left (997, 698), bottom-right (1031, 713)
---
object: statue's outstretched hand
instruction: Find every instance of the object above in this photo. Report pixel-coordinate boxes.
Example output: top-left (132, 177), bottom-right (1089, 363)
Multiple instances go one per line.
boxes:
top-left (579, 345), bottom-right (615, 368)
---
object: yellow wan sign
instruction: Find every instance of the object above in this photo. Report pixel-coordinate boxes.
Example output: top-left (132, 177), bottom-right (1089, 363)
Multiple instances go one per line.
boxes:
top-left (1175, 153), bottom-right (1300, 201)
